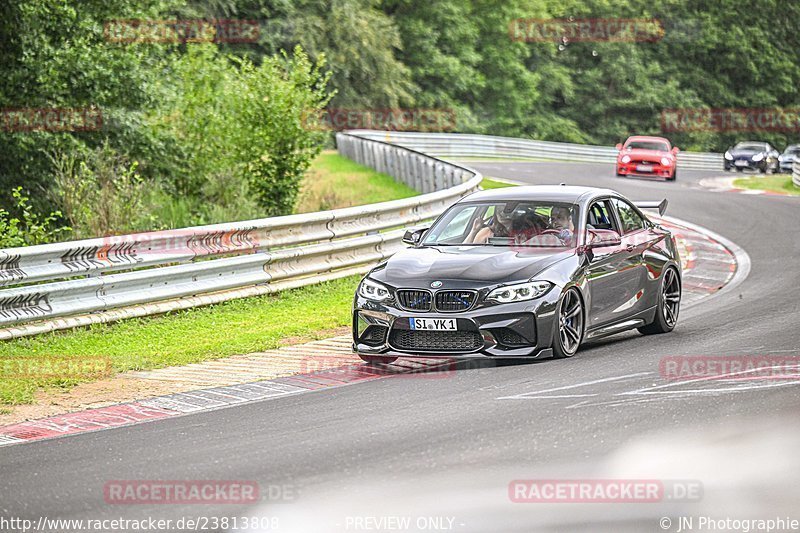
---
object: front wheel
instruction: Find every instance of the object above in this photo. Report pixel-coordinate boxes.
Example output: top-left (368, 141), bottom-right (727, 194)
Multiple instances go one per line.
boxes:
top-left (552, 288), bottom-right (585, 358)
top-left (639, 267), bottom-right (681, 335)
top-left (668, 168), bottom-right (677, 181)
top-left (358, 354), bottom-right (398, 365)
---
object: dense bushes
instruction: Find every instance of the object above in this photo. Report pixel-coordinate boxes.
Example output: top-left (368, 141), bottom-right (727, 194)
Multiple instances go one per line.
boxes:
top-left (0, 1), bottom-right (332, 242)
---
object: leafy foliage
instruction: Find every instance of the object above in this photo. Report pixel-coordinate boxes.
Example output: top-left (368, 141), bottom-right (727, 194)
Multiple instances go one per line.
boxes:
top-left (0, 188), bottom-right (69, 247)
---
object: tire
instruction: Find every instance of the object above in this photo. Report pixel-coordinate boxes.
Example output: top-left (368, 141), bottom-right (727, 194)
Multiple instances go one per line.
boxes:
top-left (668, 169), bottom-right (677, 181)
top-left (552, 288), bottom-right (585, 358)
top-left (638, 267), bottom-right (681, 335)
top-left (358, 354), bottom-right (398, 365)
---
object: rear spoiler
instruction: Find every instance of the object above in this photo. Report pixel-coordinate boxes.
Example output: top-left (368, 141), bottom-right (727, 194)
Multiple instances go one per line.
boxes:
top-left (633, 199), bottom-right (668, 216)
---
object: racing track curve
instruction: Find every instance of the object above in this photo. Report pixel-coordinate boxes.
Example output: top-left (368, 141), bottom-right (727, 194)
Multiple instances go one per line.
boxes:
top-left (0, 161), bottom-right (798, 532)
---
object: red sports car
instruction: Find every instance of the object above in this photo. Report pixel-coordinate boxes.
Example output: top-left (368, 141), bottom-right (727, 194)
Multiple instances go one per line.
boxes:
top-left (615, 135), bottom-right (679, 180)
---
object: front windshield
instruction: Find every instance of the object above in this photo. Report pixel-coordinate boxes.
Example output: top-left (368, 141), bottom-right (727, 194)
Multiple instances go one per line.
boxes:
top-left (735, 142), bottom-right (766, 151)
top-left (625, 140), bottom-right (669, 151)
top-left (421, 201), bottom-right (578, 248)
top-left (783, 146), bottom-right (800, 155)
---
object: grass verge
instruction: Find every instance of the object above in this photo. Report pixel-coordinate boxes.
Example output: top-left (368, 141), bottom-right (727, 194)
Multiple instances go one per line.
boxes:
top-left (481, 177), bottom-right (517, 189)
top-left (296, 151), bottom-right (417, 212)
top-left (0, 276), bottom-right (361, 405)
top-left (733, 174), bottom-right (800, 196)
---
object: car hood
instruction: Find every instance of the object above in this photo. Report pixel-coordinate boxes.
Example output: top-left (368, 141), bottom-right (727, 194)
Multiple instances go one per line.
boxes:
top-left (729, 148), bottom-right (763, 157)
top-left (620, 148), bottom-right (671, 160)
top-left (372, 246), bottom-right (574, 287)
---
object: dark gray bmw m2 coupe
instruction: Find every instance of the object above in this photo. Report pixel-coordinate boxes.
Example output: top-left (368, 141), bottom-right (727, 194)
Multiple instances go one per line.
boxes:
top-left (353, 185), bottom-right (681, 363)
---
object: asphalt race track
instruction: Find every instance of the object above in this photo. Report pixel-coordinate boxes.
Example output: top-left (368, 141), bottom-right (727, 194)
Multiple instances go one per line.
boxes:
top-left (2, 162), bottom-right (799, 532)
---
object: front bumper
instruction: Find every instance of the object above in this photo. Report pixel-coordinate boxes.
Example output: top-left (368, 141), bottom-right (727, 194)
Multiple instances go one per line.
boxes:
top-left (616, 161), bottom-right (674, 179)
top-left (352, 293), bottom-right (559, 359)
top-left (724, 158), bottom-right (765, 171)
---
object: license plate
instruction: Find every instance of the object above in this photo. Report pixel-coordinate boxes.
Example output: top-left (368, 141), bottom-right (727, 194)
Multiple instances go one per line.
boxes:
top-left (635, 164), bottom-right (653, 172)
top-left (410, 318), bottom-right (457, 331)
top-left (735, 160), bottom-right (748, 166)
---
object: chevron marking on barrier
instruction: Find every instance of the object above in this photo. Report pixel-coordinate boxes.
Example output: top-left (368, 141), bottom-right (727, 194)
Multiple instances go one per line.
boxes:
top-left (0, 292), bottom-right (52, 320)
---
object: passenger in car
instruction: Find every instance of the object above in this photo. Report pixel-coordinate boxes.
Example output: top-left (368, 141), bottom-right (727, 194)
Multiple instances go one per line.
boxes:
top-left (468, 206), bottom-right (512, 244)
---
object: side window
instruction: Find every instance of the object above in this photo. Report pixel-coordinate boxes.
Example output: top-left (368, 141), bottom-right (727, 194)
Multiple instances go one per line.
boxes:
top-left (612, 198), bottom-right (646, 234)
top-left (586, 201), bottom-right (615, 231)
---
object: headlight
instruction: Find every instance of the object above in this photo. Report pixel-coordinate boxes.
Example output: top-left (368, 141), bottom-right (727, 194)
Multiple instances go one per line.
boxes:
top-left (487, 281), bottom-right (553, 303)
top-left (752, 153), bottom-right (764, 161)
top-left (724, 151), bottom-right (733, 160)
top-left (621, 155), bottom-right (631, 163)
top-left (660, 157), bottom-right (671, 166)
top-left (358, 278), bottom-right (391, 301)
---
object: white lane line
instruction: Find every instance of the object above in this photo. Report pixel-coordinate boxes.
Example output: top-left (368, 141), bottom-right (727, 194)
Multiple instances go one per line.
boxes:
top-left (496, 372), bottom-right (653, 400)
top-left (524, 394), bottom-right (599, 399)
top-left (621, 364), bottom-right (800, 393)
top-left (620, 381), bottom-right (799, 395)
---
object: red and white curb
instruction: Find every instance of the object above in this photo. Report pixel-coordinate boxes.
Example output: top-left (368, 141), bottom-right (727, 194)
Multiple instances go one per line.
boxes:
top-left (0, 358), bottom-right (454, 447)
top-left (698, 176), bottom-right (798, 197)
top-left (656, 216), bottom-right (738, 308)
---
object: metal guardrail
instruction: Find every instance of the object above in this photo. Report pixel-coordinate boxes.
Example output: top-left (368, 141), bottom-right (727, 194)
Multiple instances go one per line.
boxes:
top-left (0, 132), bottom-right (481, 335)
top-left (346, 130), bottom-right (723, 171)
top-left (793, 160), bottom-right (800, 188)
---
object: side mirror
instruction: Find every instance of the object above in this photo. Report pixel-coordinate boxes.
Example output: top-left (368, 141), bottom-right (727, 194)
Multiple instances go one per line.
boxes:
top-left (615, 143), bottom-right (623, 151)
top-left (671, 146), bottom-right (680, 154)
top-left (586, 229), bottom-right (622, 249)
top-left (402, 226), bottom-right (429, 246)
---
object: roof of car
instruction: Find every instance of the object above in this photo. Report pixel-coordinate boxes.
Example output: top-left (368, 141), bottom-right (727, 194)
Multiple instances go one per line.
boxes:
top-left (625, 135), bottom-right (670, 144)
top-left (462, 185), bottom-right (618, 204)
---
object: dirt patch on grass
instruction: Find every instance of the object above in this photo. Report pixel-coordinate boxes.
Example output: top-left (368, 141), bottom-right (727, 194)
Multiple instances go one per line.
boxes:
top-left (278, 325), bottom-right (350, 346)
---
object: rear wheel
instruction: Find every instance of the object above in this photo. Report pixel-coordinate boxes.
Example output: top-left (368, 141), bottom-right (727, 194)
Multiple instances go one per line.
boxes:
top-left (553, 288), bottom-right (584, 358)
top-left (639, 267), bottom-right (681, 335)
top-left (358, 355), bottom-right (398, 365)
